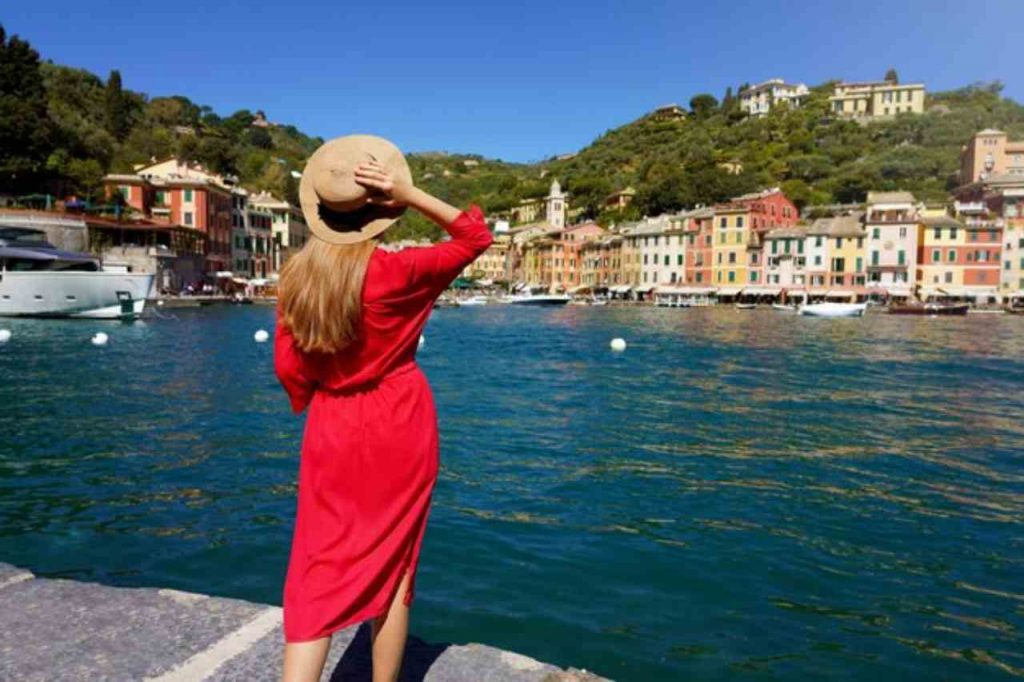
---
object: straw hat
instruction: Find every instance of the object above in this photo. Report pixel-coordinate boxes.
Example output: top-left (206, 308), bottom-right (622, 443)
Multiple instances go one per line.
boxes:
top-left (299, 134), bottom-right (412, 244)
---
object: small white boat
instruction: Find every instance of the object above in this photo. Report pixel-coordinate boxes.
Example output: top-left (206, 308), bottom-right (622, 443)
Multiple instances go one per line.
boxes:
top-left (772, 303), bottom-right (799, 312)
top-left (457, 295), bottom-right (489, 306)
top-left (506, 294), bottom-right (571, 306)
top-left (799, 302), bottom-right (867, 318)
top-left (735, 302), bottom-right (757, 310)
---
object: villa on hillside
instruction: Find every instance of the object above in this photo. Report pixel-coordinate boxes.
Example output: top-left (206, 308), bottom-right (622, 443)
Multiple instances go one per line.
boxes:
top-left (738, 79), bottom-right (809, 117)
top-left (829, 79), bottom-right (926, 119)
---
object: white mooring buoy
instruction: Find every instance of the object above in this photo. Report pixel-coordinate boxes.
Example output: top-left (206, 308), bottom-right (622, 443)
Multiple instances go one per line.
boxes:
top-left (0, 329), bottom-right (10, 344)
top-left (91, 332), bottom-right (109, 346)
top-left (610, 337), bottom-right (627, 352)
top-left (254, 329), bottom-right (270, 343)
top-left (418, 334), bottom-right (425, 349)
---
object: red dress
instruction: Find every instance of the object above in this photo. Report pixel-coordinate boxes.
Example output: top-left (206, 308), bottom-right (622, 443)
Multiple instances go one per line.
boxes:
top-left (274, 205), bottom-right (493, 643)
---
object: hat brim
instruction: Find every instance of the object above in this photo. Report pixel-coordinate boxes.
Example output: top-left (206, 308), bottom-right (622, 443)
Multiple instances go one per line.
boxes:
top-left (299, 135), bottom-right (413, 245)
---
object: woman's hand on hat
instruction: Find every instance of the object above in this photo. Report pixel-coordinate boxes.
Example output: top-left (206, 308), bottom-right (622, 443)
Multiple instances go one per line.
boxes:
top-left (354, 160), bottom-right (411, 208)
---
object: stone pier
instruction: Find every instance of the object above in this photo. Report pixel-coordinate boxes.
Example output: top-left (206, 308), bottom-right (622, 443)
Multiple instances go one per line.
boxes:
top-left (0, 562), bottom-right (606, 681)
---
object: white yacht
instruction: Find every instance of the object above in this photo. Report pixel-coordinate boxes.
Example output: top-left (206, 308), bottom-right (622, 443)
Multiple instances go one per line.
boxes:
top-left (506, 293), bottom-right (571, 306)
top-left (0, 228), bottom-right (154, 319)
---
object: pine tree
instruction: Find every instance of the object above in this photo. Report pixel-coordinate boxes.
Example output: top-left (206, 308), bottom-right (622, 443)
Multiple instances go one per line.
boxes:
top-left (105, 69), bottom-right (129, 140)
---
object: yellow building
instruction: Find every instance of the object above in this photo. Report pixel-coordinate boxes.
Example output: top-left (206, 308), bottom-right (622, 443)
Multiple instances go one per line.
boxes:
top-left (711, 205), bottom-right (751, 288)
top-left (829, 80), bottom-right (925, 119)
top-left (464, 235), bottom-right (509, 281)
top-left (619, 226), bottom-right (642, 287)
top-left (917, 215), bottom-right (967, 296)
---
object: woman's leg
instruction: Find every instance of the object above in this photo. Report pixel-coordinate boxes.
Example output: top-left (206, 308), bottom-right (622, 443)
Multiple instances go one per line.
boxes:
top-left (370, 571), bottom-right (412, 682)
top-left (281, 635), bottom-right (331, 682)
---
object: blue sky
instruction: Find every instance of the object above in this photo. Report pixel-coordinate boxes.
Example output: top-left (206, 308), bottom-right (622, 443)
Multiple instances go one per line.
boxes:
top-left (5, 1), bottom-right (1023, 163)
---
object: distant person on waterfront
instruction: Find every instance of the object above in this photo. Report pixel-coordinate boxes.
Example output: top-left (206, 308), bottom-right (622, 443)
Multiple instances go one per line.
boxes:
top-left (273, 135), bottom-right (492, 682)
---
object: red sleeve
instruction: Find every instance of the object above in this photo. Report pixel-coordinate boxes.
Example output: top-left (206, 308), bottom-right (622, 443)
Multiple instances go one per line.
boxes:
top-left (274, 316), bottom-right (317, 414)
top-left (390, 205), bottom-right (494, 302)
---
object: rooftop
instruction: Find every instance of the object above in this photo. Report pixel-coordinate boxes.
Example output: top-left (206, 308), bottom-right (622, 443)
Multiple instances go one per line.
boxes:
top-left (808, 212), bottom-right (866, 237)
top-left (866, 191), bottom-right (917, 205)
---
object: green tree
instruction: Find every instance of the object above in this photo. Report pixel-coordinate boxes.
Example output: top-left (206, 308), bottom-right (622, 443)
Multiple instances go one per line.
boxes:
top-left (688, 93), bottom-right (719, 119)
top-left (105, 69), bottom-right (129, 140)
top-left (0, 25), bottom-right (53, 191)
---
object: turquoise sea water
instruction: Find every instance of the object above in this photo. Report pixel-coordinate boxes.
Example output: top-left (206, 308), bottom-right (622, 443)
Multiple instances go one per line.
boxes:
top-left (1, 305), bottom-right (1023, 680)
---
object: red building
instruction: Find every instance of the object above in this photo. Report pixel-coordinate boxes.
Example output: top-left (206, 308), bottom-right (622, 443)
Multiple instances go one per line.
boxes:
top-left (732, 187), bottom-right (800, 233)
top-left (104, 159), bottom-right (234, 276)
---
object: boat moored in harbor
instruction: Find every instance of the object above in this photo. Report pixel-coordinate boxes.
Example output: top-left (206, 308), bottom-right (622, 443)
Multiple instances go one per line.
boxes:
top-left (798, 302), bottom-right (867, 318)
top-left (506, 293), bottom-right (571, 306)
top-left (888, 302), bottom-right (969, 316)
top-left (0, 227), bottom-right (153, 319)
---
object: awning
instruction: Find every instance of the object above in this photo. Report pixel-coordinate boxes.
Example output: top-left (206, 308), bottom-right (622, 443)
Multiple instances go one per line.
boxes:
top-left (215, 271), bottom-right (234, 278)
top-left (635, 285), bottom-right (656, 293)
top-left (250, 278), bottom-right (269, 286)
top-left (655, 286), bottom-right (716, 295)
top-left (610, 285), bottom-right (633, 294)
top-left (231, 277), bottom-right (249, 285)
top-left (742, 286), bottom-right (781, 296)
top-left (569, 285), bottom-right (592, 294)
top-left (824, 289), bottom-right (857, 298)
top-left (716, 286), bottom-right (743, 296)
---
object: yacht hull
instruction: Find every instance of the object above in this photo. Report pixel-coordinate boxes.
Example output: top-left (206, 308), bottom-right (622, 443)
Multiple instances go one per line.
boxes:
top-left (0, 271), bottom-right (154, 319)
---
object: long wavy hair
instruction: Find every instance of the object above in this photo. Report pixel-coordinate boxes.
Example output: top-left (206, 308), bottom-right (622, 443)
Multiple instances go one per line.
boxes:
top-left (278, 237), bottom-right (377, 353)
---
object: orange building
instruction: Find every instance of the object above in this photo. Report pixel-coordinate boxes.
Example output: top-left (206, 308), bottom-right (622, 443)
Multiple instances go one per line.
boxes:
top-left (104, 159), bottom-right (233, 275)
top-left (681, 207), bottom-right (714, 285)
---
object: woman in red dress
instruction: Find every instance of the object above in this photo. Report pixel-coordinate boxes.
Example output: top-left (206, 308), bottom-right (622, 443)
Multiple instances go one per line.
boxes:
top-left (273, 135), bottom-right (492, 682)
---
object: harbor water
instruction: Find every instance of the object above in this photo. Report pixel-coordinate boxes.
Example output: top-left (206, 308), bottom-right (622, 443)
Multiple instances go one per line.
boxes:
top-left (1, 305), bottom-right (1023, 680)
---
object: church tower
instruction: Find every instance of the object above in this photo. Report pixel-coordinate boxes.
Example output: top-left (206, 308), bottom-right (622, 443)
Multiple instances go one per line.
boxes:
top-left (545, 179), bottom-right (567, 228)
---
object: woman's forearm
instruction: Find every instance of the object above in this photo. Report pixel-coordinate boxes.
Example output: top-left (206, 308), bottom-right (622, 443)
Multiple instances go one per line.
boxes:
top-left (400, 186), bottom-right (462, 229)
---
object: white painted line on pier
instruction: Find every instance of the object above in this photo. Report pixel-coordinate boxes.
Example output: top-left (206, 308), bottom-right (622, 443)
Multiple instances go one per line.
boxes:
top-left (0, 571), bottom-right (33, 590)
top-left (146, 606), bottom-right (282, 681)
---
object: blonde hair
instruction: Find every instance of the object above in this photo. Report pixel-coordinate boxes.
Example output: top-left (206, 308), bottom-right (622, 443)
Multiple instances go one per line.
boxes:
top-left (278, 237), bottom-right (377, 354)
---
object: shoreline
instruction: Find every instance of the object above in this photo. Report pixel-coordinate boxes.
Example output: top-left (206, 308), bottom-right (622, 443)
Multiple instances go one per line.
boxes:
top-left (0, 562), bottom-right (606, 681)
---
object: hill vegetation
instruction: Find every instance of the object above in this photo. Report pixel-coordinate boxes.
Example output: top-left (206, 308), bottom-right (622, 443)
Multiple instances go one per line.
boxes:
top-left (3, 24), bottom-right (1024, 243)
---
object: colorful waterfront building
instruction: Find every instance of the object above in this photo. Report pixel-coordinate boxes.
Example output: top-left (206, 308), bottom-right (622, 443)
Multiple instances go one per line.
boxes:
top-left (804, 212), bottom-right (866, 295)
top-left (619, 224), bottom-right (642, 289)
top-left (230, 188), bottom-right (251, 276)
top-left (249, 192), bottom-right (309, 272)
top-left (247, 204), bottom-right (273, 279)
top-left (986, 186), bottom-right (1024, 297)
top-left (864, 191), bottom-right (919, 299)
top-left (631, 216), bottom-right (686, 289)
top-left (710, 203), bottom-right (750, 292)
top-left (954, 201), bottom-right (1003, 304)
top-left (732, 187), bottom-right (800, 233)
top-left (763, 226), bottom-right (808, 288)
top-left (554, 222), bottom-right (605, 290)
top-left (580, 235), bottom-right (623, 288)
top-left (466, 233), bottom-right (510, 282)
top-left (917, 214), bottom-right (968, 298)
top-left (103, 158), bottom-right (233, 277)
top-left (680, 207), bottom-right (714, 286)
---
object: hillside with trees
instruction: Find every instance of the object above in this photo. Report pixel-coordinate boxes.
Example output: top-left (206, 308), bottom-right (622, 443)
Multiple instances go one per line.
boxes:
top-left (3, 23), bottom-right (1024, 243)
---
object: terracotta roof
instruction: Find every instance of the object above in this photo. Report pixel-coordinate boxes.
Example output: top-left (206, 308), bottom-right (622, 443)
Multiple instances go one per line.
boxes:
top-left (920, 216), bottom-right (963, 228)
top-left (808, 212), bottom-right (865, 237)
top-left (866, 191), bottom-right (916, 205)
